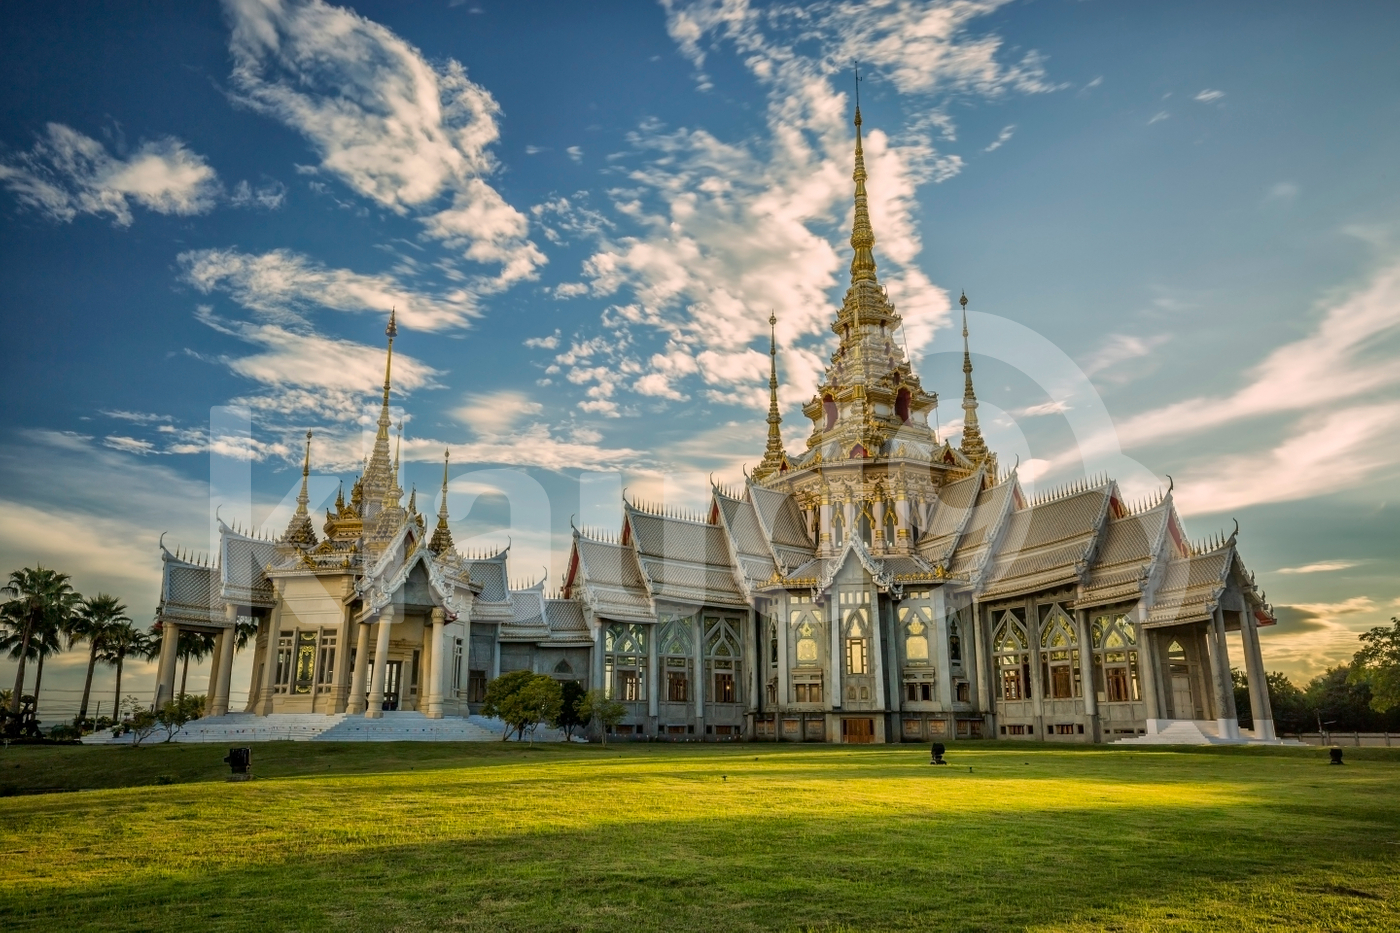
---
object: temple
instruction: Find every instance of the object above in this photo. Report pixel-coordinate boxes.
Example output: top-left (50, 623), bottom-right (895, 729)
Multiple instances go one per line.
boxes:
top-left (153, 107), bottom-right (1280, 745)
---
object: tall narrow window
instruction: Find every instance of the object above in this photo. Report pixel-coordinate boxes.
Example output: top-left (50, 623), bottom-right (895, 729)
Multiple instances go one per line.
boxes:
top-left (1039, 610), bottom-right (1079, 699)
top-left (993, 612), bottom-right (1029, 702)
top-left (1093, 614), bottom-right (1140, 704)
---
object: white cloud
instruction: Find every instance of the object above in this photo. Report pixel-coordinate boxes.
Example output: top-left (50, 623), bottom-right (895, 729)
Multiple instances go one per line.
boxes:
top-left (223, 0), bottom-right (542, 287)
top-left (180, 247), bottom-right (479, 331)
top-left (1116, 259), bottom-right (1400, 448)
top-left (0, 123), bottom-right (219, 225)
top-left (453, 390), bottom-right (544, 436)
top-left (1080, 332), bottom-right (1170, 379)
top-left (1170, 403), bottom-right (1400, 515)
top-left (1194, 89), bottom-right (1225, 103)
top-left (103, 435), bottom-right (157, 455)
top-left (984, 125), bottom-right (1015, 152)
top-left (1265, 181), bottom-right (1299, 203)
top-left (1019, 400), bottom-right (1069, 417)
top-left (230, 178), bottom-right (287, 209)
top-left (1275, 560), bottom-right (1361, 575)
top-left (566, 145), bottom-right (584, 163)
top-left (524, 331), bottom-right (561, 350)
top-left (1148, 111), bottom-right (1170, 125)
top-left (560, 0), bottom-right (1053, 416)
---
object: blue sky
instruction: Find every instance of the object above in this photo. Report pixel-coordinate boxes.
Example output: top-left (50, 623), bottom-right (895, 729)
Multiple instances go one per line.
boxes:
top-left (2, 0), bottom-right (1399, 709)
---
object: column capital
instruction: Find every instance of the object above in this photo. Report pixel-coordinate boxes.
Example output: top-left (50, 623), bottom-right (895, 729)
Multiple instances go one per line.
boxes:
top-left (430, 606), bottom-right (446, 625)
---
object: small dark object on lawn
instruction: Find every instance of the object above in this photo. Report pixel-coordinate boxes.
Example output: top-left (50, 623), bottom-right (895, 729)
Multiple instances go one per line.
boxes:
top-left (930, 742), bottom-right (946, 765)
top-left (1329, 747), bottom-right (1344, 766)
top-left (224, 747), bottom-right (252, 781)
top-left (722, 775), bottom-right (727, 782)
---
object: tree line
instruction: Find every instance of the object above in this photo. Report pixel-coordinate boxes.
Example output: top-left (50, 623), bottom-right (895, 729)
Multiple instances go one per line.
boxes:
top-left (1233, 617), bottom-right (1400, 735)
top-left (0, 565), bottom-right (239, 740)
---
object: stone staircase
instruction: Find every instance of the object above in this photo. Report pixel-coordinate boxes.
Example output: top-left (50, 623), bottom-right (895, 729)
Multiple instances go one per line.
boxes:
top-left (83, 711), bottom-right (534, 744)
top-left (1114, 719), bottom-right (1303, 746)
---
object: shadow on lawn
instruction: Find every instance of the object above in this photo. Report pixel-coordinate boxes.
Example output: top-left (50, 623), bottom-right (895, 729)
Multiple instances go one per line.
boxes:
top-left (2, 783), bottom-right (1397, 932)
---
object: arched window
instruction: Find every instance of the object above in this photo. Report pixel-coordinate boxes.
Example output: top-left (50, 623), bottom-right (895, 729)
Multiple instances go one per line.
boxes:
top-left (896, 387), bottom-right (911, 424)
top-left (769, 621), bottom-right (778, 666)
top-left (1039, 609), bottom-right (1081, 700)
top-left (553, 659), bottom-right (573, 675)
top-left (844, 610), bottom-right (869, 675)
top-left (605, 623), bottom-right (647, 702)
top-left (949, 618), bottom-right (962, 664)
top-left (993, 612), bottom-right (1030, 702)
top-left (823, 396), bottom-right (838, 430)
top-left (904, 613), bottom-right (929, 661)
top-left (1092, 614), bottom-right (1140, 703)
top-left (658, 616), bottom-right (693, 703)
top-left (704, 616), bottom-right (742, 704)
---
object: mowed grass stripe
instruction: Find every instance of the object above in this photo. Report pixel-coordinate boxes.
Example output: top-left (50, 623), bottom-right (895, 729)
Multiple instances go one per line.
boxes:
top-left (1, 742), bottom-right (1397, 931)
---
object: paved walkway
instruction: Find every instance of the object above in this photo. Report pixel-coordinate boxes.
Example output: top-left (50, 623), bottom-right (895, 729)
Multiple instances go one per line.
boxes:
top-left (81, 712), bottom-right (576, 744)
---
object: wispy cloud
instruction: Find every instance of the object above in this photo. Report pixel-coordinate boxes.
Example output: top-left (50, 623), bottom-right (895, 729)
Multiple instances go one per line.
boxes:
top-left (0, 123), bottom-right (219, 225)
top-left (984, 125), bottom-right (1015, 152)
top-left (223, 0), bottom-right (543, 288)
top-left (453, 390), bottom-right (544, 436)
top-left (1275, 560), bottom-right (1361, 575)
top-left (1148, 111), bottom-right (1170, 125)
top-left (1194, 89), bottom-right (1225, 103)
top-left (1116, 258), bottom-right (1400, 448)
top-left (1080, 332), bottom-right (1170, 381)
top-left (180, 247), bottom-right (479, 331)
top-left (549, 0), bottom-right (1056, 417)
top-left (230, 178), bottom-right (286, 210)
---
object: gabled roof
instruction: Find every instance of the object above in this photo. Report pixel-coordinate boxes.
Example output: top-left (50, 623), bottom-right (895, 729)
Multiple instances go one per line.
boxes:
top-left (504, 583), bottom-right (550, 640)
top-left (1143, 546), bottom-right (1235, 628)
top-left (354, 521), bottom-right (473, 621)
top-left (748, 483), bottom-right (816, 570)
top-left (945, 475), bottom-right (1019, 581)
top-left (217, 522), bottom-right (278, 608)
top-left (1075, 503), bottom-right (1168, 609)
top-left (979, 483), bottom-right (1114, 601)
top-left (567, 531), bottom-right (656, 623)
top-left (626, 506), bottom-right (748, 607)
top-left (916, 467), bottom-right (983, 569)
top-left (713, 490), bottom-right (778, 594)
top-left (156, 545), bottom-right (223, 629)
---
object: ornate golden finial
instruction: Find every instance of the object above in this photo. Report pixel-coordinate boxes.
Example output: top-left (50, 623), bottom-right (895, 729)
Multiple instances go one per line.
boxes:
top-left (754, 311), bottom-right (787, 482)
top-left (959, 292), bottom-right (988, 461)
top-left (849, 74), bottom-right (877, 286)
top-left (430, 448), bottom-right (455, 553)
top-left (282, 429), bottom-right (318, 549)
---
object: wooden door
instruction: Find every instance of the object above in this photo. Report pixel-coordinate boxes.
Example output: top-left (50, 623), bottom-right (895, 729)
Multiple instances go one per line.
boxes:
top-left (842, 717), bottom-right (875, 743)
top-left (383, 661), bottom-right (402, 711)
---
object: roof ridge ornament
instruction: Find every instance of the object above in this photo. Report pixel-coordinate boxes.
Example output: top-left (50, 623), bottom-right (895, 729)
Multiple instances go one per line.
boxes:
top-left (958, 291), bottom-right (989, 464)
top-left (753, 310), bottom-right (788, 482)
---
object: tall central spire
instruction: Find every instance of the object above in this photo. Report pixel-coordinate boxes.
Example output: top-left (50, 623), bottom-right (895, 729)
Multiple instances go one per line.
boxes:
top-left (753, 311), bottom-right (787, 481)
top-left (959, 291), bottom-right (988, 462)
top-left (849, 106), bottom-right (878, 285)
top-left (430, 449), bottom-right (455, 553)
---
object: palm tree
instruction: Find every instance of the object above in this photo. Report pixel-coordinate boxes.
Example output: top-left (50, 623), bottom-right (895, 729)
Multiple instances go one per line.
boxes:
top-left (69, 594), bottom-right (131, 723)
top-left (2, 567), bottom-right (81, 713)
top-left (177, 629), bottom-right (216, 698)
top-left (99, 621), bottom-right (154, 719)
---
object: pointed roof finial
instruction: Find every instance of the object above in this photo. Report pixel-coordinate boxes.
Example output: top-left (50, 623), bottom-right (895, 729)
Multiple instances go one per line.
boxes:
top-left (281, 429), bottom-right (318, 549)
top-left (430, 448), bottom-right (455, 553)
top-left (754, 311), bottom-right (788, 482)
top-left (849, 70), bottom-right (876, 285)
top-left (959, 292), bottom-right (988, 462)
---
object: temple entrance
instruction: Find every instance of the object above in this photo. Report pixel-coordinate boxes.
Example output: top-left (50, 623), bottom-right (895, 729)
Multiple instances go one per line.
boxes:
top-left (842, 718), bottom-right (875, 743)
top-left (383, 661), bottom-right (401, 711)
top-left (1170, 669), bottom-right (1193, 720)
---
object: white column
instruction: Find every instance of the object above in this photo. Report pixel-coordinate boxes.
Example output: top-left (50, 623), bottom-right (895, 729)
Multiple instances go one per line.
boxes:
top-left (870, 589), bottom-right (887, 711)
top-left (154, 621), bottom-right (179, 708)
top-left (257, 603), bottom-right (283, 715)
top-left (1075, 609), bottom-right (1097, 741)
top-left (365, 605), bottom-right (394, 719)
top-left (777, 601), bottom-right (791, 711)
top-left (347, 620), bottom-right (371, 714)
top-left (933, 590), bottom-right (952, 709)
top-left (205, 625), bottom-right (224, 710)
top-left (427, 607), bottom-right (446, 718)
top-left (894, 489), bottom-right (910, 554)
top-left (693, 615), bottom-right (705, 723)
top-left (819, 494), bottom-right (832, 554)
top-left (1138, 625), bottom-right (1162, 720)
top-left (590, 612), bottom-right (604, 694)
top-left (1209, 607), bottom-right (1240, 740)
top-left (212, 607), bottom-right (236, 717)
top-left (872, 500), bottom-right (886, 552)
top-left (829, 596), bottom-right (843, 710)
top-left (1240, 613), bottom-right (1275, 740)
top-left (971, 600), bottom-right (990, 715)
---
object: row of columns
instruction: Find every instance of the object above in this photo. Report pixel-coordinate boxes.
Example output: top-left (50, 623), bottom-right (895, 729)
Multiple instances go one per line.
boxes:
top-left (152, 610), bottom-right (238, 715)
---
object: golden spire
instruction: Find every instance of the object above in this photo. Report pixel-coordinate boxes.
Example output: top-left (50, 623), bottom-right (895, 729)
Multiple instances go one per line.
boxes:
top-left (753, 312), bottom-right (787, 481)
top-left (849, 98), bottom-right (878, 285)
top-left (384, 420), bottom-right (404, 508)
top-left (430, 448), bottom-right (455, 553)
top-left (282, 429), bottom-right (318, 549)
top-left (959, 291), bottom-right (988, 461)
top-left (361, 308), bottom-right (399, 520)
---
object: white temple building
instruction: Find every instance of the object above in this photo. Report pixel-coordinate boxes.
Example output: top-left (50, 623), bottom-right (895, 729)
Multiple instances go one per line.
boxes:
top-left (151, 108), bottom-right (1280, 745)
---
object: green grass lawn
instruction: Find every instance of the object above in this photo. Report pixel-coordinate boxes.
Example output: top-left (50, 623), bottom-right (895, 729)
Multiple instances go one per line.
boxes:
top-left (2, 740), bottom-right (1397, 932)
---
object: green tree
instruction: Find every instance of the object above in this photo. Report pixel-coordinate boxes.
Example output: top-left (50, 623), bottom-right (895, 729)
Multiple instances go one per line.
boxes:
top-left (1350, 618), bottom-right (1400, 714)
top-left (578, 688), bottom-right (628, 745)
top-left (177, 629), bottom-right (216, 699)
top-left (125, 699), bottom-right (160, 747)
top-left (1, 567), bottom-right (81, 713)
top-left (156, 693), bottom-right (205, 742)
top-left (1265, 671), bottom-right (1309, 735)
top-left (69, 594), bottom-right (131, 725)
top-left (99, 622), bottom-right (155, 720)
top-left (1231, 667), bottom-right (1252, 728)
top-left (510, 676), bottom-right (563, 745)
top-left (1306, 665), bottom-right (1375, 733)
top-left (481, 669), bottom-right (539, 741)
top-left (553, 680), bottom-right (588, 740)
